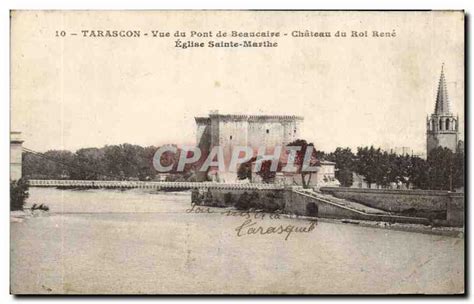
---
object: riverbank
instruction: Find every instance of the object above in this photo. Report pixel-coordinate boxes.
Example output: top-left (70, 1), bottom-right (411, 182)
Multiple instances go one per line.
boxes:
top-left (185, 203), bottom-right (464, 238)
top-left (10, 209), bottom-right (48, 223)
top-left (282, 214), bottom-right (464, 238)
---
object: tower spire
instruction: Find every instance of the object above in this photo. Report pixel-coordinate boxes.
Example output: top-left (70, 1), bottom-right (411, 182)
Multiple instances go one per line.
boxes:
top-left (434, 63), bottom-right (450, 115)
top-left (427, 63), bottom-right (459, 155)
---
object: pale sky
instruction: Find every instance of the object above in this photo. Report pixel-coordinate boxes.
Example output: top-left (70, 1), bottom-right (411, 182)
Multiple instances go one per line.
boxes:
top-left (11, 11), bottom-right (464, 155)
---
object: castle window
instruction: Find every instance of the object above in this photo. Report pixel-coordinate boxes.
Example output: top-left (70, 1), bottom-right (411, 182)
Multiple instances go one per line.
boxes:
top-left (439, 118), bottom-right (443, 130)
top-left (445, 119), bottom-right (450, 131)
top-left (230, 135), bottom-right (232, 140)
top-left (266, 129), bottom-right (269, 134)
top-left (294, 129), bottom-right (297, 133)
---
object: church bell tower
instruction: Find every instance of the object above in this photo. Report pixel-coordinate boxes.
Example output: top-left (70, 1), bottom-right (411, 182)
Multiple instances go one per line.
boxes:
top-left (426, 64), bottom-right (459, 155)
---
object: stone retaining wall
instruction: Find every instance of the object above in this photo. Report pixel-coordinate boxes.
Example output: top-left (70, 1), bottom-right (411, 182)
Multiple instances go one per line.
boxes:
top-left (446, 193), bottom-right (464, 227)
top-left (204, 188), bottom-right (430, 225)
top-left (320, 187), bottom-right (464, 227)
top-left (320, 187), bottom-right (449, 212)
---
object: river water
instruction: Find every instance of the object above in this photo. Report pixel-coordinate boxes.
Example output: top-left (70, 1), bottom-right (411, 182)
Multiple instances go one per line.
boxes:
top-left (10, 187), bottom-right (464, 294)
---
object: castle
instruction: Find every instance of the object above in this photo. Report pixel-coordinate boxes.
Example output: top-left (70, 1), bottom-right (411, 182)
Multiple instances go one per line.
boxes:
top-left (195, 111), bottom-right (303, 182)
top-left (195, 111), bottom-right (304, 154)
top-left (194, 111), bottom-right (338, 186)
top-left (426, 65), bottom-right (460, 154)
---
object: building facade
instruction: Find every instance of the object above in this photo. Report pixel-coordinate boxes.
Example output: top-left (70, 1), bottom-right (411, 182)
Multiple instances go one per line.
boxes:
top-left (426, 65), bottom-right (460, 154)
top-left (250, 161), bottom-right (339, 188)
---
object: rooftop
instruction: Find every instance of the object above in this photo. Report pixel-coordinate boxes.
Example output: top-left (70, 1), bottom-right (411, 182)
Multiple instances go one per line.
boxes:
top-left (195, 112), bottom-right (304, 123)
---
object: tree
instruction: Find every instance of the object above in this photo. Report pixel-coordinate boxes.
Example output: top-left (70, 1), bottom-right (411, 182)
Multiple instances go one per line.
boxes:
top-left (191, 189), bottom-right (202, 204)
top-left (374, 151), bottom-right (391, 188)
top-left (427, 147), bottom-right (456, 190)
top-left (355, 146), bottom-right (380, 188)
top-left (235, 192), bottom-right (250, 210)
top-left (138, 146), bottom-right (159, 181)
top-left (286, 139), bottom-right (319, 188)
top-left (407, 148), bottom-right (464, 191)
top-left (392, 154), bottom-right (411, 188)
top-left (408, 156), bottom-right (429, 190)
top-left (11, 178), bottom-right (29, 211)
top-left (452, 150), bottom-right (465, 190)
top-left (224, 192), bottom-right (234, 205)
top-left (22, 150), bottom-right (75, 179)
top-left (237, 159), bottom-right (253, 180)
top-left (256, 160), bottom-right (278, 183)
top-left (204, 188), bottom-right (214, 205)
top-left (355, 147), bottom-right (419, 189)
top-left (71, 148), bottom-right (105, 180)
top-left (315, 150), bottom-right (326, 162)
top-left (327, 147), bottom-right (355, 187)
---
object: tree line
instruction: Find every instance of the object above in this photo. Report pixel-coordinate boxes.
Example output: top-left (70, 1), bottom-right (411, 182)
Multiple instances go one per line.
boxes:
top-left (22, 142), bottom-right (464, 191)
top-left (23, 144), bottom-right (162, 181)
top-left (321, 146), bottom-right (464, 191)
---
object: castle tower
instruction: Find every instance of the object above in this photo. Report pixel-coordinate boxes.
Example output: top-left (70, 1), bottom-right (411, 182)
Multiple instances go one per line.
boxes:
top-left (194, 112), bottom-right (303, 182)
top-left (426, 64), bottom-right (459, 154)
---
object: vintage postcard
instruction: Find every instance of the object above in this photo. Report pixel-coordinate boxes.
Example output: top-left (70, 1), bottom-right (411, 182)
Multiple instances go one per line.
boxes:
top-left (10, 10), bottom-right (464, 294)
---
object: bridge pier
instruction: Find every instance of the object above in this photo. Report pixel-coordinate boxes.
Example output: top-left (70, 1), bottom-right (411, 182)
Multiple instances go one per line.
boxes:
top-left (10, 132), bottom-right (24, 181)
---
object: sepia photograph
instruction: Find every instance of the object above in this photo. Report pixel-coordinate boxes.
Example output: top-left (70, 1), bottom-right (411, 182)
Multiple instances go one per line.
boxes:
top-left (9, 10), bottom-right (465, 295)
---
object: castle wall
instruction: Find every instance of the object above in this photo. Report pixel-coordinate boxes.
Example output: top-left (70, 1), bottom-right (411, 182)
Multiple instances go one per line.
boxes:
top-left (217, 119), bottom-right (249, 167)
top-left (197, 114), bottom-right (303, 153)
top-left (218, 119), bottom-right (249, 148)
top-left (247, 121), bottom-right (284, 149)
top-left (247, 119), bottom-right (301, 149)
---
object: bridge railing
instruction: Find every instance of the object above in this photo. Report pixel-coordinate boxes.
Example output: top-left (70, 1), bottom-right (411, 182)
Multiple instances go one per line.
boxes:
top-left (27, 179), bottom-right (286, 190)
